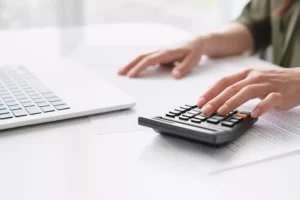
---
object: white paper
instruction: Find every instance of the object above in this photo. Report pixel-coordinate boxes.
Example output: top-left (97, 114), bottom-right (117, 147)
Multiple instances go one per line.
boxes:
top-left (166, 104), bottom-right (300, 174)
top-left (94, 104), bottom-right (300, 175)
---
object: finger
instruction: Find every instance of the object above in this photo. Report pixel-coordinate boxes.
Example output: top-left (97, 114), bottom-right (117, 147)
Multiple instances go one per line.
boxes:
top-left (197, 69), bottom-right (251, 107)
top-left (118, 51), bottom-right (156, 75)
top-left (211, 84), bottom-right (272, 116)
top-left (171, 54), bottom-right (200, 79)
top-left (128, 49), bottom-right (188, 78)
top-left (201, 79), bottom-right (251, 115)
top-left (251, 93), bottom-right (282, 118)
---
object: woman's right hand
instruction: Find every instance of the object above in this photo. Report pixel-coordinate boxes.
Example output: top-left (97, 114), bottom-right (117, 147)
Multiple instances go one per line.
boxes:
top-left (118, 37), bottom-right (207, 79)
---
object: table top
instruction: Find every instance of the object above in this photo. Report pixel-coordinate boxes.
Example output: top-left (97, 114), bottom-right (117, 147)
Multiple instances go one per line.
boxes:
top-left (0, 23), bottom-right (298, 200)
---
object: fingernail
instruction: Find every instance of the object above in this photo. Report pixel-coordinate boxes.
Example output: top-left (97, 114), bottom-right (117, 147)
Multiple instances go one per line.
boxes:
top-left (202, 104), bottom-right (214, 114)
top-left (251, 108), bottom-right (261, 118)
top-left (198, 97), bottom-right (206, 107)
top-left (172, 70), bottom-right (181, 79)
top-left (217, 104), bottom-right (229, 115)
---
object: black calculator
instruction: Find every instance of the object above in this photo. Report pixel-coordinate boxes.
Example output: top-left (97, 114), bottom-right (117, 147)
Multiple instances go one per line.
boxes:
top-left (138, 105), bottom-right (258, 146)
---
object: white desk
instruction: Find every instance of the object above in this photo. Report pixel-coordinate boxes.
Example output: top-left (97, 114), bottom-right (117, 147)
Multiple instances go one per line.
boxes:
top-left (0, 23), bottom-right (298, 200)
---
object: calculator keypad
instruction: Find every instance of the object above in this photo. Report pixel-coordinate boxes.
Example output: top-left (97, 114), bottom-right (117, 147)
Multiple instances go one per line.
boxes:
top-left (165, 105), bottom-right (249, 128)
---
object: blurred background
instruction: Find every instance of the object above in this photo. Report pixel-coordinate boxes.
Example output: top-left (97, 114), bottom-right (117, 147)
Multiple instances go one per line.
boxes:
top-left (0, 0), bottom-right (249, 34)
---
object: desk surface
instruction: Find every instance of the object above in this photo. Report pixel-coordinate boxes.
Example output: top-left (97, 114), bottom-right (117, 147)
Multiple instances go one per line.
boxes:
top-left (0, 23), bottom-right (298, 200)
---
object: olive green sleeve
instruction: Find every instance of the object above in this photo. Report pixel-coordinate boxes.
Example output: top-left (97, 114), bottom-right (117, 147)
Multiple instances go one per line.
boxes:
top-left (235, 0), bottom-right (271, 53)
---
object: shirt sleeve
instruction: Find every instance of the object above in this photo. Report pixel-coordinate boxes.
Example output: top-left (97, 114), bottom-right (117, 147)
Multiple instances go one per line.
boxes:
top-left (235, 0), bottom-right (271, 54)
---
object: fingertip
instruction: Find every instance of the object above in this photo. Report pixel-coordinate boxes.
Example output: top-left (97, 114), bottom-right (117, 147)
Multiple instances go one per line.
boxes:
top-left (202, 104), bottom-right (214, 115)
top-left (197, 97), bottom-right (206, 107)
top-left (251, 107), bottom-right (261, 118)
top-left (128, 72), bottom-right (137, 78)
top-left (172, 70), bottom-right (182, 79)
top-left (118, 69), bottom-right (125, 75)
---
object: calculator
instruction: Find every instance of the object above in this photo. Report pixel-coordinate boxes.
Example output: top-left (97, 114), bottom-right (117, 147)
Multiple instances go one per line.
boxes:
top-left (138, 105), bottom-right (258, 146)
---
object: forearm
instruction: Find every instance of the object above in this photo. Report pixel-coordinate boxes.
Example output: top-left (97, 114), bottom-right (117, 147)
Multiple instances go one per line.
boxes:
top-left (194, 23), bottom-right (254, 58)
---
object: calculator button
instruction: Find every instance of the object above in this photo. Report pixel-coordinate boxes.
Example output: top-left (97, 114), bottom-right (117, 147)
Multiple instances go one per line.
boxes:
top-left (188, 110), bottom-right (200, 115)
top-left (180, 105), bottom-right (192, 110)
top-left (179, 116), bottom-right (189, 121)
top-left (194, 115), bottom-right (207, 121)
top-left (207, 118), bottom-right (220, 124)
top-left (232, 116), bottom-right (243, 121)
top-left (166, 113), bottom-right (176, 118)
top-left (212, 115), bottom-right (226, 121)
top-left (228, 118), bottom-right (240, 124)
top-left (234, 113), bottom-right (248, 119)
top-left (175, 108), bottom-right (186, 112)
top-left (185, 104), bottom-right (196, 108)
top-left (169, 110), bottom-right (181, 116)
top-left (221, 121), bottom-right (235, 127)
top-left (183, 113), bottom-right (194, 118)
top-left (192, 108), bottom-right (202, 113)
top-left (229, 110), bottom-right (238, 116)
top-left (191, 119), bottom-right (201, 124)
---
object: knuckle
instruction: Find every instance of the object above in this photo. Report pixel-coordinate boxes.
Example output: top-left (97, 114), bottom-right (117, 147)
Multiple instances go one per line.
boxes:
top-left (244, 68), bottom-right (253, 75)
top-left (227, 84), bottom-right (240, 94)
top-left (242, 85), bottom-right (257, 93)
top-left (252, 74), bottom-right (265, 82)
top-left (217, 77), bottom-right (228, 86)
top-left (142, 55), bottom-right (156, 64)
top-left (269, 92), bottom-right (283, 100)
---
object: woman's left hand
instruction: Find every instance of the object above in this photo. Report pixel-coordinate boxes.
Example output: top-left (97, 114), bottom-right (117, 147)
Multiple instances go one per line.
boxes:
top-left (197, 68), bottom-right (300, 118)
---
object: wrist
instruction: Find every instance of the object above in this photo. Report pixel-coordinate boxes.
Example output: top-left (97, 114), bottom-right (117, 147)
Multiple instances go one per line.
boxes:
top-left (191, 33), bottom-right (217, 56)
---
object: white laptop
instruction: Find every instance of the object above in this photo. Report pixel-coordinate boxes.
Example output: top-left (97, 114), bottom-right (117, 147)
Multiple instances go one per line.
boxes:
top-left (0, 59), bottom-right (135, 130)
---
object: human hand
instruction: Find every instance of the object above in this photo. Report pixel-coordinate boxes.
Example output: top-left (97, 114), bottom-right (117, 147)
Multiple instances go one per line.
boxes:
top-left (197, 68), bottom-right (300, 118)
top-left (118, 38), bottom-right (206, 79)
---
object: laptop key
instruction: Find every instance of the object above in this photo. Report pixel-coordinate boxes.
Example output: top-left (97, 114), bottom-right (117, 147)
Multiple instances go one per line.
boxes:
top-left (1, 94), bottom-right (12, 99)
top-left (0, 113), bottom-right (13, 119)
top-left (51, 101), bottom-right (65, 106)
top-left (55, 104), bottom-right (70, 111)
top-left (3, 97), bottom-right (15, 102)
top-left (12, 109), bottom-right (27, 117)
top-left (6, 101), bottom-right (18, 106)
top-left (22, 102), bottom-right (35, 107)
top-left (41, 106), bottom-right (55, 113)
top-left (9, 105), bottom-right (22, 110)
top-left (19, 98), bottom-right (31, 103)
top-left (0, 109), bottom-right (10, 115)
top-left (37, 102), bottom-right (49, 107)
top-left (25, 106), bottom-right (42, 115)
top-left (207, 118), bottom-right (220, 124)
top-left (33, 98), bottom-right (45, 103)
top-left (0, 105), bottom-right (6, 110)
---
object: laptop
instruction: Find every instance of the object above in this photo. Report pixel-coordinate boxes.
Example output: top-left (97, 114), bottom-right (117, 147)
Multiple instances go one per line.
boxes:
top-left (0, 59), bottom-right (135, 130)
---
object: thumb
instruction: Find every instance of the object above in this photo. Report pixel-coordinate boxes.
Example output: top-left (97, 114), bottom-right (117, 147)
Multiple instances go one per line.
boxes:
top-left (251, 93), bottom-right (282, 118)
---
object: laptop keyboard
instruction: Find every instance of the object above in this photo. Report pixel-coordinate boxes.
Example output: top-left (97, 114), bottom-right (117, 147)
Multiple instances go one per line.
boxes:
top-left (0, 66), bottom-right (70, 120)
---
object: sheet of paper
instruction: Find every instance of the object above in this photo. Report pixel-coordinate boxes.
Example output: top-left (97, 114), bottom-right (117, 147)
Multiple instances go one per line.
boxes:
top-left (94, 105), bottom-right (300, 175)
top-left (167, 103), bottom-right (300, 174)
